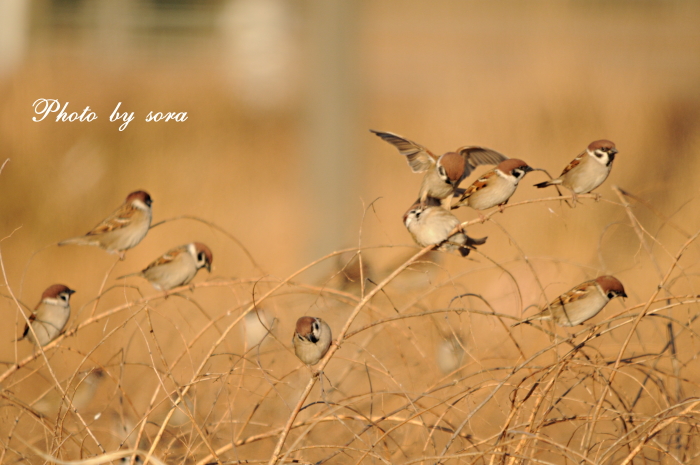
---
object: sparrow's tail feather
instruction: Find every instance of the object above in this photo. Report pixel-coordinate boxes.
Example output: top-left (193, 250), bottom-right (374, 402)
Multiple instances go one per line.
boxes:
top-left (512, 311), bottom-right (550, 327)
top-left (534, 179), bottom-right (561, 189)
top-left (466, 235), bottom-right (488, 247)
top-left (58, 236), bottom-right (95, 247)
top-left (512, 315), bottom-right (541, 327)
top-left (116, 272), bottom-right (142, 280)
top-left (458, 235), bottom-right (488, 257)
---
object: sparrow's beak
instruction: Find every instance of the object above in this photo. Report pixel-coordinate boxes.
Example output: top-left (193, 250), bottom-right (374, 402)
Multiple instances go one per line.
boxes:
top-left (610, 148), bottom-right (618, 155)
top-left (67, 289), bottom-right (76, 295)
top-left (621, 291), bottom-right (628, 298)
top-left (523, 166), bottom-right (534, 173)
top-left (206, 263), bottom-right (212, 273)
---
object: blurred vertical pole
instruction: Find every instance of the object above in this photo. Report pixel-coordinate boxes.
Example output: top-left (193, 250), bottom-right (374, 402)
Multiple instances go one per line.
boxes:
top-left (220, 0), bottom-right (297, 111)
top-left (95, 0), bottom-right (135, 61)
top-left (0, 0), bottom-right (29, 78)
top-left (303, 0), bottom-right (360, 273)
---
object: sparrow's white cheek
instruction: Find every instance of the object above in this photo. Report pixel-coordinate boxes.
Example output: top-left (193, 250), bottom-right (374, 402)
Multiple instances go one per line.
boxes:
top-left (591, 151), bottom-right (609, 166)
top-left (132, 199), bottom-right (150, 210)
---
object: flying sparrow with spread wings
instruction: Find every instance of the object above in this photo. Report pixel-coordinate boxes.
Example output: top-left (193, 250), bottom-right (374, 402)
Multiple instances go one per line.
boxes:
top-left (59, 190), bottom-right (152, 259)
top-left (293, 316), bottom-right (332, 366)
top-left (371, 130), bottom-right (508, 209)
top-left (118, 242), bottom-right (213, 291)
top-left (513, 275), bottom-right (626, 327)
top-left (534, 140), bottom-right (617, 203)
top-left (403, 202), bottom-right (486, 257)
top-left (20, 284), bottom-right (76, 347)
top-left (455, 159), bottom-right (533, 216)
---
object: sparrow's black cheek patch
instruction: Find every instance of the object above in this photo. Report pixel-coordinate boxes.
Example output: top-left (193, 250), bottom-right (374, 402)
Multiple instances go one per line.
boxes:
top-left (309, 334), bottom-right (319, 343)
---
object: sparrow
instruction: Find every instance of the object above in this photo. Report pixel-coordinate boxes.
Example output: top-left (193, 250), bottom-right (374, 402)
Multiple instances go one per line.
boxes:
top-left (436, 335), bottom-right (466, 375)
top-left (59, 190), bottom-right (153, 258)
top-left (118, 242), bottom-right (213, 291)
top-left (333, 251), bottom-right (372, 293)
top-left (455, 159), bottom-right (534, 215)
top-left (293, 316), bottom-right (332, 366)
top-left (20, 284), bottom-right (76, 347)
top-left (244, 308), bottom-right (272, 348)
top-left (534, 140), bottom-right (617, 203)
top-left (403, 202), bottom-right (486, 257)
top-left (35, 368), bottom-right (105, 417)
top-left (513, 275), bottom-right (627, 327)
top-left (371, 130), bottom-right (508, 208)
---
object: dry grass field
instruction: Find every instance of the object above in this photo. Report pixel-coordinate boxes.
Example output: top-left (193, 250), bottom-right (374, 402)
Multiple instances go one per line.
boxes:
top-left (1, 1), bottom-right (700, 464)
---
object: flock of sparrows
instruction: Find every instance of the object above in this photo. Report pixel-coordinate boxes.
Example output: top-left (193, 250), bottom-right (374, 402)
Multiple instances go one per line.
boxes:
top-left (19, 191), bottom-right (214, 346)
top-left (19, 130), bottom-right (627, 370)
top-left (289, 131), bottom-right (629, 365)
top-left (373, 129), bottom-right (627, 329)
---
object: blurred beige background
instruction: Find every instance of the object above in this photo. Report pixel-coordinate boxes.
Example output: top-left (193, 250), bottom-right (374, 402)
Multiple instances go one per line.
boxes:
top-left (1, 0), bottom-right (699, 283)
top-left (1, 0), bottom-right (700, 461)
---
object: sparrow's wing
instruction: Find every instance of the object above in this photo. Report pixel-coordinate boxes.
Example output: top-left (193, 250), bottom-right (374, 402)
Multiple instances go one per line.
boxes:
top-left (141, 245), bottom-right (188, 273)
top-left (21, 313), bottom-right (37, 339)
top-left (457, 146), bottom-right (508, 177)
top-left (370, 130), bottom-right (438, 173)
top-left (458, 169), bottom-right (497, 201)
top-left (558, 151), bottom-right (586, 177)
top-left (85, 202), bottom-right (140, 236)
top-left (550, 280), bottom-right (597, 309)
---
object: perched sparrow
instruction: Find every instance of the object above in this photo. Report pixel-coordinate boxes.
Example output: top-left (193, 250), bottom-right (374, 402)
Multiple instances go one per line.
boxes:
top-left (455, 159), bottom-right (534, 214)
top-left (293, 316), bottom-right (332, 366)
top-left (534, 140), bottom-right (617, 202)
top-left (20, 284), bottom-right (76, 346)
top-left (59, 190), bottom-right (153, 258)
top-left (436, 335), bottom-right (466, 375)
top-left (513, 275), bottom-right (627, 327)
top-left (371, 130), bottom-right (508, 208)
top-left (35, 368), bottom-right (105, 417)
top-left (334, 251), bottom-right (372, 293)
top-left (118, 242), bottom-right (213, 291)
top-left (244, 308), bottom-right (272, 348)
top-left (403, 203), bottom-right (486, 257)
